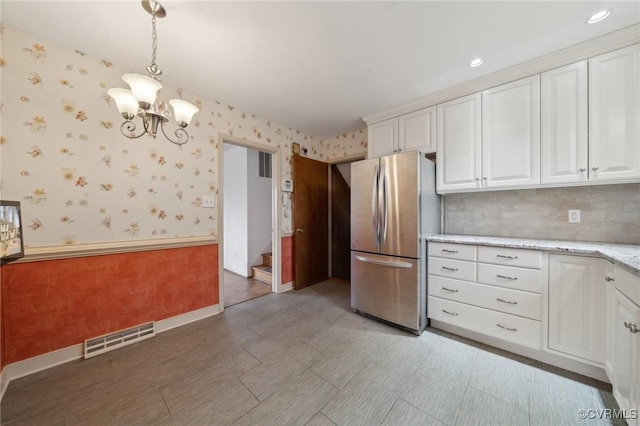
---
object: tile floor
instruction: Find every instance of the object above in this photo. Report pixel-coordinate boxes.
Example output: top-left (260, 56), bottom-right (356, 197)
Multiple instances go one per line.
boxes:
top-left (223, 269), bottom-right (272, 308)
top-left (1, 279), bottom-right (623, 425)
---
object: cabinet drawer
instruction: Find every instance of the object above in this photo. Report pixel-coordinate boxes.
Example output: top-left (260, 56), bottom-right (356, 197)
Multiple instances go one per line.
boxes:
top-left (615, 266), bottom-right (640, 307)
top-left (428, 297), bottom-right (541, 350)
top-left (428, 257), bottom-right (476, 282)
top-left (428, 276), bottom-right (541, 320)
top-left (478, 246), bottom-right (541, 269)
top-left (428, 243), bottom-right (476, 261)
top-left (477, 263), bottom-right (541, 293)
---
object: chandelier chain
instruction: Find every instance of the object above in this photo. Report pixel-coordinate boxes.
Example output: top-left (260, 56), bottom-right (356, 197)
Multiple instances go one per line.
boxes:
top-left (146, 2), bottom-right (162, 78)
top-left (151, 10), bottom-right (157, 68)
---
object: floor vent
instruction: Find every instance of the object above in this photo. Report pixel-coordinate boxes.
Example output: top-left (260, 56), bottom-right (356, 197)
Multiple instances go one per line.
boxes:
top-left (84, 322), bottom-right (155, 359)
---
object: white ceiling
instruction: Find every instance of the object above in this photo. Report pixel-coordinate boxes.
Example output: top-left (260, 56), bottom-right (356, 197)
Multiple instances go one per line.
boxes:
top-left (2, 1), bottom-right (639, 140)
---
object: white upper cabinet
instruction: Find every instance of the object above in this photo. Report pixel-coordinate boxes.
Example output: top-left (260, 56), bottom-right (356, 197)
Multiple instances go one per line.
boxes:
top-left (367, 39), bottom-right (639, 192)
top-left (368, 108), bottom-right (436, 158)
top-left (399, 107), bottom-right (436, 154)
top-left (541, 61), bottom-right (588, 185)
top-left (589, 44), bottom-right (640, 183)
top-left (482, 75), bottom-right (541, 188)
top-left (436, 93), bottom-right (482, 192)
top-left (368, 118), bottom-right (398, 158)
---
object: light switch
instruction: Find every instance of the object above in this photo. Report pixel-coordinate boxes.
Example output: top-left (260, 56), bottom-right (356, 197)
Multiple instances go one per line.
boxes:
top-left (202, 196), bottom-right (215, 208)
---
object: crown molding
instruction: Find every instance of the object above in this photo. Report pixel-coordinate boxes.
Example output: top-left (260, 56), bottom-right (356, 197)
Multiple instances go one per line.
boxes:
top-left (363, 24), bottom-right (640, 125)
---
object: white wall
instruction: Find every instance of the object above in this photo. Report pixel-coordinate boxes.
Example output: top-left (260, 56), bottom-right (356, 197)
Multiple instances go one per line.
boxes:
top-left (223, 146), bottom-right (248, 276)
top-left (247, 150), bottom-right (273, 269)
top-left (336, 162), bottom-right (351, 187)
top-left (223, 146), bottom-right (272, 276)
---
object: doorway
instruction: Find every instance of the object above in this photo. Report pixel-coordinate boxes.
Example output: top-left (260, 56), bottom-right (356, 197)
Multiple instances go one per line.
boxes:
top-left (218, 135), bottom-right (282, 309)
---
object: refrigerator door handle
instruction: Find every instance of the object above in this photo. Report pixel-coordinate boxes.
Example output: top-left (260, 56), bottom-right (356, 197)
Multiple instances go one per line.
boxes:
top-left (381, 166), bottom-right (388, 244)
top-left (354, 254), bottom-right (413, 269)
top-left (371, 164), bottom-right (380, 249)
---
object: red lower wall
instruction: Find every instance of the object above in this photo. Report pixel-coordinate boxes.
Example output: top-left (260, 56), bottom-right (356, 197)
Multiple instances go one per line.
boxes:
top-left (1, 244), bottom-right (218, 365)
top-left (281, 236), bottom-right (294, 284)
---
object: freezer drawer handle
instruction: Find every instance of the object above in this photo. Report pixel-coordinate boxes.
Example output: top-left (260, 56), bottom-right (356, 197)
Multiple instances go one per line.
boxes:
top-left (496, 274), bottom-right (518, 281)
top-left (496, 254), bottom-right (518, 260)
top-left (442, 309), bottom-right (459, 316)
top-left (497, 323), bottom-right (518, 332)
top-left (354, 255), bottom-right (413, 269)
top-left (442, 249), bottom-right (459, 254)
top-left (442, 266), bottom-right (459, 272)
top-left (496, 298), bottom-right (518, 305)
top-left (442, 287), bottom-right (459, 293)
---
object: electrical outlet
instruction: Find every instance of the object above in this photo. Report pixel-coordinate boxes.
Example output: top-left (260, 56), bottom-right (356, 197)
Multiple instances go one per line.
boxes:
top-left (202, 196), bottom-right (215, 208)
top-left (568, 210), bottom-right (581, 223)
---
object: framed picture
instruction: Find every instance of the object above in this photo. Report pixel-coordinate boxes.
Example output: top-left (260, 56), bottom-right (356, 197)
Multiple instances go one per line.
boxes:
top-left (1, 200), bottom-right (25, 264)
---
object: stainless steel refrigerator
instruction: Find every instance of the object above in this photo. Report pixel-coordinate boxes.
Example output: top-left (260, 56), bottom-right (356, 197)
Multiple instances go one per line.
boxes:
top-left (350, 151), bottom-right (440, 334)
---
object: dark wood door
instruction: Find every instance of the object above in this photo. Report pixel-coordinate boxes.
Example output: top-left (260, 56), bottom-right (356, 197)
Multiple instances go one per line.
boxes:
top-left (331, 164), bottom-right (350, 280)
top-left (293, 154), bottom-right (329, 289)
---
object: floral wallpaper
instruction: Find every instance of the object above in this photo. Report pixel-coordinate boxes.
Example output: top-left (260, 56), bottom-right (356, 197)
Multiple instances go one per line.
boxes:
top-left (0, 25), bottom-right (327, 247)
top-left (322, 128), bottom-right (367, 161)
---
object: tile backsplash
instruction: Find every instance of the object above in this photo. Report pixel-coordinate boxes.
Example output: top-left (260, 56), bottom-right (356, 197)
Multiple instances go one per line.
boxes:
top-left (443, 184), bottom-right (640, 244)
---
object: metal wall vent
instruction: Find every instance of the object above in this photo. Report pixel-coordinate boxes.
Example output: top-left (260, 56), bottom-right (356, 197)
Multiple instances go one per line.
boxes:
top-left (84, 322), bottom-right (155, 359)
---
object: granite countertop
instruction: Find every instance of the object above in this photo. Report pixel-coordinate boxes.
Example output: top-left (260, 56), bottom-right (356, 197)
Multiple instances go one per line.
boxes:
top-left (426, 234), bottom-right (640, 278)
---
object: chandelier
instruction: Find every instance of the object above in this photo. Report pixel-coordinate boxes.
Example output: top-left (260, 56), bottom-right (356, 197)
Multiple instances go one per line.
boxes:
top-left (108, 0), bottom-right (199, 145)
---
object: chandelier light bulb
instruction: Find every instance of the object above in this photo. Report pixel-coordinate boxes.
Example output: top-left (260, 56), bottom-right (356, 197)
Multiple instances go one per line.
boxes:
top-left (169, 99), bottom-right (200, 127)
top-left (107, 88), bottom-right (139, 118)
top-left (122, 73), bottom-right (162, 108)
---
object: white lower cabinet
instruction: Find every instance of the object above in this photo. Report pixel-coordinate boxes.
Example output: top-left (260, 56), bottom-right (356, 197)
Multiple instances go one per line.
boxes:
top-left (428, 243), bottom-right (542, 350)
top-left (428, 297), bottom-right (542, 349)
top-left (428, 240), bottom-right (640, 422)
top-left (608, 266), bottom-right (640, 426)
top-left (547, 254), bottom-right (606, 364)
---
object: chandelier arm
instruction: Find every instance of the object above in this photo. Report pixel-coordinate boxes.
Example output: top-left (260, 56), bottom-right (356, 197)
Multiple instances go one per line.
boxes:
top-left (159, 120), bottom-right (190, 146)
top-left (120, 120), bottom-right (147, 139)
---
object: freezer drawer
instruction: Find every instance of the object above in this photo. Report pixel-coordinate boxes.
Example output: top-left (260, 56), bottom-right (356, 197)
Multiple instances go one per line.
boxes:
top-left (351, 251), bottom-right (424, 332)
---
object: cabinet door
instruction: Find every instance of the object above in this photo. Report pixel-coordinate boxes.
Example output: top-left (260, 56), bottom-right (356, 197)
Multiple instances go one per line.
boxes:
top-left (436, 93), bottom-right (481, 192)
top-left (604, 264), bottom-right (616, 382)
top-left (482, 75), bottom-right (541, 188)
top-left (548, 255), bottom-right (606, 364)
top-left (399, 107), bottom-right (436, 154)
top-left (367, 118), bottom-right (398, 158)
top-left (611, 289), bottom-right (640, 419)
top-left (589, 44), bottom-right (640, 183)
top-left (541, 61), bottom-right (588, 185)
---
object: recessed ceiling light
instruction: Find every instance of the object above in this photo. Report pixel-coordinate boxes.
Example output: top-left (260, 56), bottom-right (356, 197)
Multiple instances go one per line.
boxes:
top-left (587, 9), bottom-right (611, 24)
top-left (469, 58), bottom-right (484, 68)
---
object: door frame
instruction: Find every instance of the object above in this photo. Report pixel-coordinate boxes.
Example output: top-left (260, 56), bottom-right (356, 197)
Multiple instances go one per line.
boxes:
top-left (217, 133), bottom-right (283, 312)
top-left (326, 154), bottom-right (365, 278)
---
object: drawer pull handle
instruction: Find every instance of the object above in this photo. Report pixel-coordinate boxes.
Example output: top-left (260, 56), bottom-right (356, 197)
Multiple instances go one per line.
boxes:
top-left (497, 254), bottom-right (518, 260)
top-left (496, 298), bottom-right (518, 305)
top-left (624, 321), bottom-right (639, 334)
top-left (497, 323), bottom-right (517, 332)
top-left (605, 276), bottom-right (614, 282)
top-left (442, 287), bottom-right (459, 293)
top-left (442, 309), bottom-right (459, 316)
top-left (496, 274), bottom-right (518, 281)
top-left (442, 249), bottom-right (459, 254)
top-left (442, 266), bottom-right (459, 272)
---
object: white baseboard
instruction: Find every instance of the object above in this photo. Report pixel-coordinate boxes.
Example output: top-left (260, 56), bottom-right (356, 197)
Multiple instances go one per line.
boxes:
top-left (280, 281), bottom-right (294, 292)
top-left (155, 304), bottom-right (221, 333)
top-left (0, 303), bottom-right (221, 402)
top-left (1, 343), bottom-right (84, 400)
